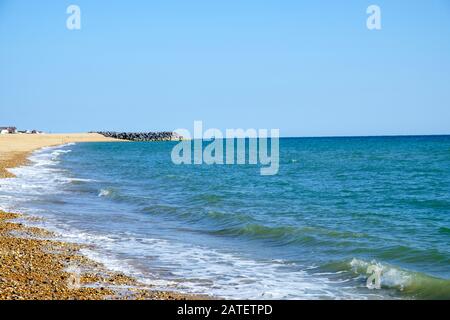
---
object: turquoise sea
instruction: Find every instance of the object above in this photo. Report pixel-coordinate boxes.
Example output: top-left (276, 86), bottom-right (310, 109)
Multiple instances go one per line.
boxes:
top-left (1, 136), bottom-right (449, 299)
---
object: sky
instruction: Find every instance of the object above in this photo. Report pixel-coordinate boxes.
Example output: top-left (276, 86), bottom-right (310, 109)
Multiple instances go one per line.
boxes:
top-left (1, 0), bottom-right (450, 136)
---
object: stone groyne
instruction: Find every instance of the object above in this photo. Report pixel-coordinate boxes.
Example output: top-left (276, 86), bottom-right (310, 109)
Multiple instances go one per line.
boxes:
top-left (97, 131), bottom-right (181, 141)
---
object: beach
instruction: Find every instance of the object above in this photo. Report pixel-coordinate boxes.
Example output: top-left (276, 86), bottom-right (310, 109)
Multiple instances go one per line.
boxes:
top-left (1, 134), bottom-right (449, 299)
top-left (0, 133), bottom-right (196, 300)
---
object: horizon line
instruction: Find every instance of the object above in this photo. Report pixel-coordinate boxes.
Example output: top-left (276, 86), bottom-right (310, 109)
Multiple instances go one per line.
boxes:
top-left (39, 131), bottom-right (450, 139)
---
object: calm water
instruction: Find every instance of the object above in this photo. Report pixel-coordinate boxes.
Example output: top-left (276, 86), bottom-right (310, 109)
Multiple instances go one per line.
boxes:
top-left (1, 136), bottom-right (449, 299)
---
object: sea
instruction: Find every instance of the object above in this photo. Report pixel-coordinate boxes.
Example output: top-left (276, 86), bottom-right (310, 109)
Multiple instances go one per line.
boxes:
top-left (0, 136), bottom-right (449, 299)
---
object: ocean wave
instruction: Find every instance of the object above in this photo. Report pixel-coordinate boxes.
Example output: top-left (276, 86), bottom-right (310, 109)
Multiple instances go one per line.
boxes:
top-left (2, 146), bottom-right (76, 197)
top-left (98, 188), bottom-right (116, 198)
top-left (206, 210), bottom-right (254, 224)
top-left (51, 149), bottom-right (72, 160)
top-left (69, 178), bottom-right (96, 184)
top-left (97, 188), bottom-right (130, 202)
top-left (326, 258), bottom-right (450, 299)
top-left (376, 245), bottom-right (450, 265)
top-left (23, 215), bottom-right (353, 299)
top-left (210, 223), bottom-right (366, 246)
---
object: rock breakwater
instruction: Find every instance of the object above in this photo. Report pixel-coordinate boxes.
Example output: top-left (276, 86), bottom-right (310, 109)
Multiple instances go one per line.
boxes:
top-left (97, 131), bottom-right (181, 142)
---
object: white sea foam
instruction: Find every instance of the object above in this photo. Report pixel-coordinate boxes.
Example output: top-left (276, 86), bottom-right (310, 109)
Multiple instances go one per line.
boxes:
top-left (98, 189), bottom-right (111, 197)
top-left (350, 258), bottom-right (412, 290)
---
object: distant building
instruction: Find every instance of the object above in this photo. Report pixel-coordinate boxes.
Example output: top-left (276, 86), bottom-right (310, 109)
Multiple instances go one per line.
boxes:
top-left (0, 126), bottom-right (17, 134)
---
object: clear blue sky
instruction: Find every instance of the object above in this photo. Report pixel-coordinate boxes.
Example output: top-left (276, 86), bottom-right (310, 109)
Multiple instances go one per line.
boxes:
top-left (1, 0), bottom-right (450, 136)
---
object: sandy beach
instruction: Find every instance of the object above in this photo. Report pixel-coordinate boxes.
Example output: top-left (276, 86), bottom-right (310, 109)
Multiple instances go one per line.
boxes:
top-left (0, 133), bottom-right (119, 178)
top-left (0, 133), bottom-right (196, 300)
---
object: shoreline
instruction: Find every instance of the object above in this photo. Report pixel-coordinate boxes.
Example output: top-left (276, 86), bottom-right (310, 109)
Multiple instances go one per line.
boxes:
top-left (0, 133), bottom-right (119, 178)
top-left (0, 133), bottom-right (201, 300)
